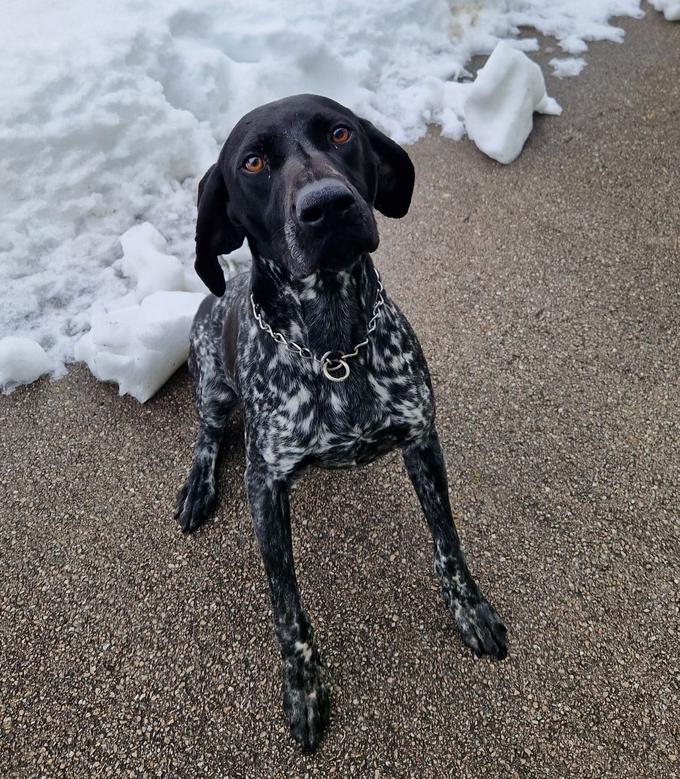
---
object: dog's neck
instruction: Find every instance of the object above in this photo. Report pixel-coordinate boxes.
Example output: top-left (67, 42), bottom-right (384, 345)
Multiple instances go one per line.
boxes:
top-left (250, 254), bottom-right (378, 358)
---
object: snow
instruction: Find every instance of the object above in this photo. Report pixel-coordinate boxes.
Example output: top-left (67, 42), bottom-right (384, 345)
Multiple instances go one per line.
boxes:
top-left (118, 223), bottom-right (208, 299)
top-left (74, 291), bottom-right (206, 403)
top-left (73, 222), bottom-right (210, 401)
top-left (650, 0), bottom-right (680, 20)
top-left (550, 57), bottom-right (588, 78)
top-left (465, 43), bottom-right (562, 165)
top-left (0, 0), bottom-right (655, 399)
top-left (0, 337), bottom-right (54, 392)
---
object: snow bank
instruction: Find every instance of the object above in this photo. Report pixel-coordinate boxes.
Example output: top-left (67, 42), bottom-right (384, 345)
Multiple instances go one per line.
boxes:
top-left (0, 337), bottom-right (54, 392)
top-left (0, 0), bottom-right (649, 398)
top-left (465, 43), bottom-right (562, 164)
top-left (650, 0), bottom-right (680, 20)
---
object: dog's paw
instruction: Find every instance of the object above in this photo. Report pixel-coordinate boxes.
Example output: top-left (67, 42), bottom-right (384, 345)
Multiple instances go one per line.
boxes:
top-left (174, 469), bottom-right (216, 533)
top-left (282, 661), bottom-right (330, 752)
top-left (453, 593), bottom-right (507, 660)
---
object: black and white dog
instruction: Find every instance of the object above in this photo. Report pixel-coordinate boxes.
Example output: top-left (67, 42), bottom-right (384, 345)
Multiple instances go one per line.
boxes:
top-left (176, 94), bottom-right (507, 750)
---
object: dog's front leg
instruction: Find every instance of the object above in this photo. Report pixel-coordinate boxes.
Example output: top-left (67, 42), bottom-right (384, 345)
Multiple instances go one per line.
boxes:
top-left (245, 462), bottom-right (330, 751)
top-left (403, 428), bottom-right (508, 660)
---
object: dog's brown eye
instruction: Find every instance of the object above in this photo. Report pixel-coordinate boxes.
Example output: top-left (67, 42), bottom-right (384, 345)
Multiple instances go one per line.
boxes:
top-left (331, 126), bottom-right (351, 145)
top-left (243, 155), bottom-right (265, 173)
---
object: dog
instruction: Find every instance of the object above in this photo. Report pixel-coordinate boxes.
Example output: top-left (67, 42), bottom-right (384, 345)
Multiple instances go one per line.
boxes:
top-left (176, 94), bottom-right (507, 750)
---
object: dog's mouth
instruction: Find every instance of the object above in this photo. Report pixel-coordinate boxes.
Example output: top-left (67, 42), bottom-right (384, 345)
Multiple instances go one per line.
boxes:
top-left (284, 213), bottom-right (378, 275)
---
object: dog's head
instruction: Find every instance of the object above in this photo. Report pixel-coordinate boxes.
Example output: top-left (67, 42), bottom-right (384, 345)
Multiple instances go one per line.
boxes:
top-left (195, 94), bottom-right (415, 295)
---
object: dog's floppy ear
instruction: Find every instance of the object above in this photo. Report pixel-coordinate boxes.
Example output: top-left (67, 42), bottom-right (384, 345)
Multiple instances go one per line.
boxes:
top-left (195, 163), bottom-right (245, 296)
top-left (361, 119), bottom-right (415, 218)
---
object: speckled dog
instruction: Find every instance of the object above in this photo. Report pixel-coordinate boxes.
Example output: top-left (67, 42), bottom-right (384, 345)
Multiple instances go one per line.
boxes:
top-left (176, 94), bottom-right (507, 750)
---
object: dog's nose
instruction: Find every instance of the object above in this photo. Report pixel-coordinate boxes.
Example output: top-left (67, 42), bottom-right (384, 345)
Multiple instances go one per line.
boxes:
top-left (295, 179), bottom-right (355, 226)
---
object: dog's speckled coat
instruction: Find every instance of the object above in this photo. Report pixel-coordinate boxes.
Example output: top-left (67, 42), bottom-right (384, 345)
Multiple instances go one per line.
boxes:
top-left (176, 94), bottom-right (507, 750)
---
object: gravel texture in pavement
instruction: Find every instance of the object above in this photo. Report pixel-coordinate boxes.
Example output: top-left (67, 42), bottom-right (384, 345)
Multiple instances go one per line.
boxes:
top-left (1, 11), bottom-right (678, 779)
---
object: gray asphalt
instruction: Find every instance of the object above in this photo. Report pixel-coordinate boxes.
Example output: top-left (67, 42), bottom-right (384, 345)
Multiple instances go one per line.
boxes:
top-left (1, 11), bottom-right (679, 779)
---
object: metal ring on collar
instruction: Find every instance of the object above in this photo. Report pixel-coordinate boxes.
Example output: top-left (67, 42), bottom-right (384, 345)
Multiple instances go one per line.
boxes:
top-left (321, 352), bottom-right (351, 382)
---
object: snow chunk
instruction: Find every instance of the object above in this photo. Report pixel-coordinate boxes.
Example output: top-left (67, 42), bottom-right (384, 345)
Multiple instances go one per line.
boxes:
top-left (73, 220), bottom-right (214, 401)
top-left (0, 337), bottom-right (53, 392)
top-left (650, 0), bottom-right (680, 20)
top-left (118, 223), bottom-right (188, 299)
top-left (550, 57), bottom-right (587, 78)
top-left (74, 291), bottom-right (205, 403)
top-left (464, 42), bottom-right (562, 165)
top-left (115, 219), bottom-right (214, 301)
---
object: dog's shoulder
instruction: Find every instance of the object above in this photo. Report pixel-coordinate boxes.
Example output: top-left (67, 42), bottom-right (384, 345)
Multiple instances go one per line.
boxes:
top-left (364, 295), bottom-right (435, 429)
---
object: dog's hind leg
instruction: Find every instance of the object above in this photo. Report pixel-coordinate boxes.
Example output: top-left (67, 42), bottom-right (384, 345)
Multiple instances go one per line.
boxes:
top-left (176, 316), bottom-right (237, 533)
top-left (403, 428), bottom-right (508, 660)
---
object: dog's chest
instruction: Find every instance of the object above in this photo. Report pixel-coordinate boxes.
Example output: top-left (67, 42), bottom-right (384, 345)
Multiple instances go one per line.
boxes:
top-left (242, 309), bottom-right (434, 476)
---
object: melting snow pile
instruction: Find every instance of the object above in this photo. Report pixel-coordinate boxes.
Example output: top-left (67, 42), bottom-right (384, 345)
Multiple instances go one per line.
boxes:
top-left (0, 0), bottom-right (654, 399)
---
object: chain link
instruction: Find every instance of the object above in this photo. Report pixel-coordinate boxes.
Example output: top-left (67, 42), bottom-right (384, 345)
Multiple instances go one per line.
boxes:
top-left (250, 267), bottom-right (385, 381)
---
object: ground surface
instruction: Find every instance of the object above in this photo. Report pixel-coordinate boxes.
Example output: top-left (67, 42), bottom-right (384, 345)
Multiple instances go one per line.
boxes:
top-left (1, 11), bottom-right (678, 779)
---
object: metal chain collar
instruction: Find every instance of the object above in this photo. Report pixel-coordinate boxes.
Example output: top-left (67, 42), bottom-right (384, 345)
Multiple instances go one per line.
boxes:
top-left (250, 267), bottom-right (385, 382)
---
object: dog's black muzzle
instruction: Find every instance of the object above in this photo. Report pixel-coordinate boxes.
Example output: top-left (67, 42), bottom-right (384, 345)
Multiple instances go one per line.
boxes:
top-left (292, 177), bottom-right (378, 271)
